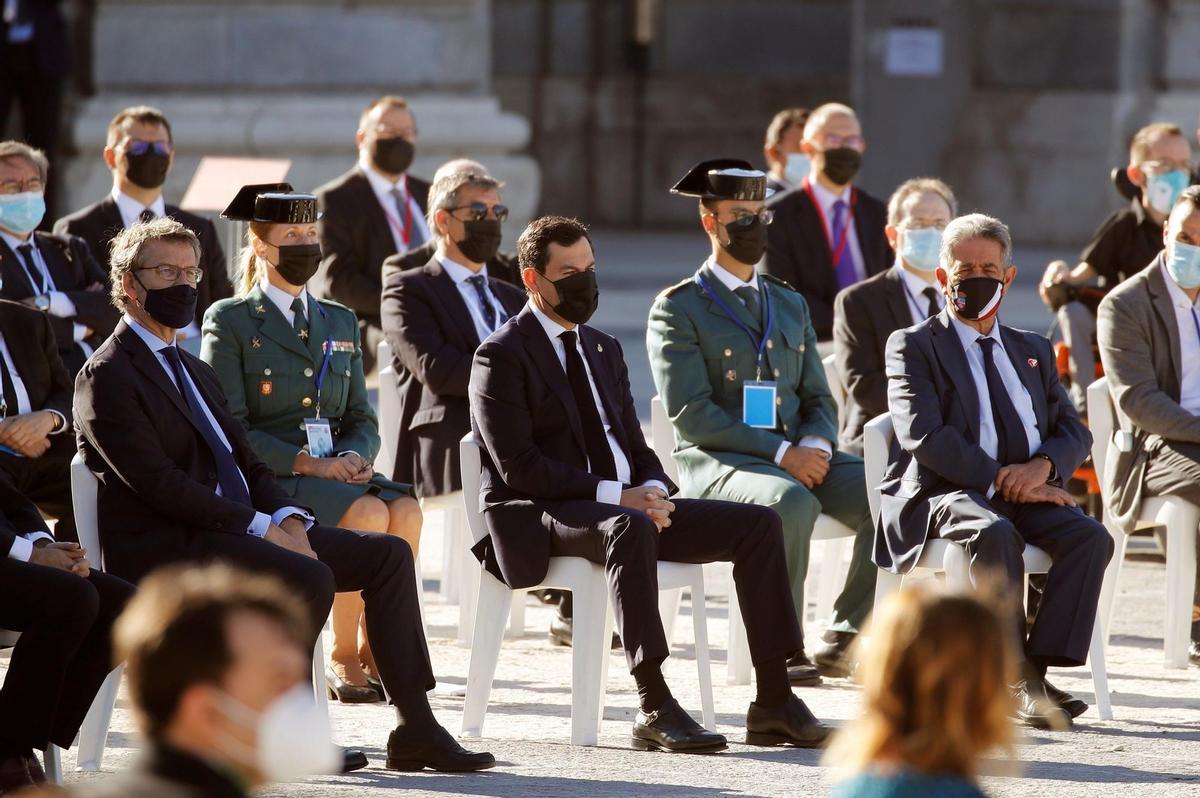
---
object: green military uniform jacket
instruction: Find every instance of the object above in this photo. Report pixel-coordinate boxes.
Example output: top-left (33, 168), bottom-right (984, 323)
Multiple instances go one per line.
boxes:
top-left (201, 283), bottom-right (410, 525)
top-left (646, 261), bottom-right (837, 496)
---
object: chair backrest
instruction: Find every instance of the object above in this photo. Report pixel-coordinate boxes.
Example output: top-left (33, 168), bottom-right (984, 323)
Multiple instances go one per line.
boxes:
top-left (649, 396), bottom-right (680, 483)
top-left (70, 452), bottom-right (102, 569)
top-left (375, 339), bottom-right (400, 478)
top-left (822, 353), bottom-right (846, 418)
top-left (1087, 377), bottom-right (1112, 485)
top-left (458, 433), bottom-right (489, 546)
top-left (862, 412), bottom-right (894, 526)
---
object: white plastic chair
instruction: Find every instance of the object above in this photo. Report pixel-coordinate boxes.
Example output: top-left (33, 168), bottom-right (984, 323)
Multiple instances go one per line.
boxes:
top-left (458, 435), bottom-right (614, 745)
top-left (1088, 377), bottom-right (1198, 669)
top-left (863, 412), bottom-right (1114, 719)
top-left (374, 340), bottom-right (399, 479)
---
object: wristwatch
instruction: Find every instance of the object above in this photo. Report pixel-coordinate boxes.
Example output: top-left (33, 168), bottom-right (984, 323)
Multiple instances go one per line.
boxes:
top-left (1033, 453), bottom-right (1058, 483)
top-left (33, 294), bottom-right (50, 312)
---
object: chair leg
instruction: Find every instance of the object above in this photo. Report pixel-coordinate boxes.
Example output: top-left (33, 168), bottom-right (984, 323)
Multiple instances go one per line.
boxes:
top-left (414, 549), bottom-right (428, 640)
top-left (1088, 610), bottom-right (1113, 721)
top-left (814, 538), bottom-right (846, 627)
top-left (460, 574), bottom-right (515, 739)
top-left (437, 502), bottom-right (461, 603)
top-left (458, 549), bottom-right (481, 646)
top-left (726, 566), bottom-right (752, 686)
top-left (658, 587), bottom-right (684, 646)
top-left (1163, 511), bottom-right (1198, 669)
top-left (75, 665), bottom-right (123, 772)
top-left (507, 592), bottom-right (527, 638)
top-left (43, 745), bottom-right (62, 785)
top-left (872, 567), bottom-right (904, 615)
top-left (1099, 519), bottom-right (1127, 646)
top-left (569, 573), bottom-right (608, 746)
top-left (689, 578), bottom-right (716, 731)
top-left (313, 631), bottom-right (330, 724)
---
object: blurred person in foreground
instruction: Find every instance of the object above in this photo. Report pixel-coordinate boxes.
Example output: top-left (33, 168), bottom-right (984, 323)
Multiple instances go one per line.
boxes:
top-left (826, 585), bottom-right (1016, 798)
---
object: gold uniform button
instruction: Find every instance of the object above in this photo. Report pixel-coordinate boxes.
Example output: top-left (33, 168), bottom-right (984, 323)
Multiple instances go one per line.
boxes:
top-left (783, 423), bottom-right (789, 432)
top-left (774, 368), bottom-right (781, 378)
top-left (299, 422), bottom-right (306, 431)
top-left (302, 397), bottom-right (313, 408)
top-left (344, 369), bottom-right (351, 377)
top-left (766, 340), bottom-right (774, 349)
top-left (776, 396), bottom-right (782, 406)
top-left (799, 344), bottom-right (806, 353)
top-left (724, 348), bottom-right (732, 357)
top-left (303, 367), bottom-right (314, 378)
top-left (263, 368), bottom-right (271, 376)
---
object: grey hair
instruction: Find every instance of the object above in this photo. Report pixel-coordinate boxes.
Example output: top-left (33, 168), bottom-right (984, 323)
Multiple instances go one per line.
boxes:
top-left (939, 213), bottom-right (1013, 271)
top-left (0, 140), bottom-right (49, 184)
top-left (425, 171), bottom-right (503, 241)
top-left (109, 217), bottom-right (202, 313)
top-left (887, 178), bottom-right (958, 227)
top-left (1170, 185), bottom-right (1200, 224)
top-left (432, 158), bottom-right (490, 185)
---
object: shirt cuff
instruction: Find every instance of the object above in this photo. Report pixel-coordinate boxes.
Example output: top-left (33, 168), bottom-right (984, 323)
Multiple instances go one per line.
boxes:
top-left (7, 535), bottom-right (33, 562)
top-left (639, 480), bottom-right (669, 496)
top-left (48, 291), bottom-right (76, 318)
top-left (798, 436), bottom-right (833, 460)
top-left (336, 451), bottom-right (361, 459)
top-left (272, 506), bottom-right (316, 532)
top-left (986, 482), bottom-right (997, 500)
top-left (248, 511), bottom-right (272, 538)
top-left (774, 441), bottom-right (791, 465)
top-left (47, 410), bottom-right (68, 435)
top-left (71, 322), bottom-right (89, 343)
top-left (596, 480), bottom-right (623, 505)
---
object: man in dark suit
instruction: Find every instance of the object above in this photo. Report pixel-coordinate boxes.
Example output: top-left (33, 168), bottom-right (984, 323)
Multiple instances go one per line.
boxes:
top-left (315, 95), bottom-right (430, 373)
top-left (833, 178), bottom-right (956, 456)
top-left (0, 140), bottom-right (117, 375)
top-left (880, 213), bottom-right (1113, 730)
top-left (763, 103), bottom-right (890, 340)
top-left (54, 105), bottom-right (233, 343)
top-left (381, 170), bottom-right (524, 499)
top-left (74, 217), bottom-right (493, 772)
top-left (0, 298), bottom-right (76, 542)
top-left (470, 215), bottom-right (830, 753)
top-left (0, 476), bottom-right (134, 794)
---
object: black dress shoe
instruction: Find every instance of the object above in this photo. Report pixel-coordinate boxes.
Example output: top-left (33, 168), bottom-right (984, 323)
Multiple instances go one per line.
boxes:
top-left (787, 651), bottom-right (822, 686)
top-left (0, 753), bottom-right (34, 794)
top-left (1013, 680), bottom-right (1072, 731)
top-left (327, 665), bottom-right (381, 704)
top-left (814, 631), bottom-right (856, 678)
top-left (1042, 679), bottom-right (1088, 720)
top-left (365, 673), bottom-right (388, 701)
top-left (549, 614), bottom-right (621, 649)
top-left (745, 694), bottom-right (831, 748)
top-left (386, 724), bottom-right (495, 772)
top-left (341, 749), bottom-right (369, 773)
top-left (23, 752), bottom-right (45, 785)
top-left (631, 698), bottom-right (727, 753)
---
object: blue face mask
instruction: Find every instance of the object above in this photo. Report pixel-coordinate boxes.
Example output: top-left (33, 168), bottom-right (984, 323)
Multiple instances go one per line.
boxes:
top-left (0, 192), bottom-right (45, 236)
top-left (783, 152), bottom-right (810, 186)
top-left (1145, 169), bottom-right (1190, 216)
top-left (899, 226), bottom-right (942, 272)
top-left (1166, 239), bottom-right (1200, 290)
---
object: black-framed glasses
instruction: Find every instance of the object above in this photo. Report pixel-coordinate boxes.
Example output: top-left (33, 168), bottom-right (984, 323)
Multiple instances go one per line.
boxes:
top-left (125, 140), bottom-right (172, 157)
top-left (715, 208), bottom-right (774, 228)
top-left (138, 265), bottom-right (203, 284)
top-left (447, 203), bottom-right (509, 222)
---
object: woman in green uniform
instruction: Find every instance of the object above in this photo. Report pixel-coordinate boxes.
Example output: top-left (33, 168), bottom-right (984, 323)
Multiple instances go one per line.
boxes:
top-left (201, 183), bottom-right (422, 703)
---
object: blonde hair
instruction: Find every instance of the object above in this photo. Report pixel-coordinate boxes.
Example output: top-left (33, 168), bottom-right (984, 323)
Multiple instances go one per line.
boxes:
top-left (1129, 122), bottom-right (1184, 165)
top-left (824, 584), bottom-right (1016, 781)
top-left (236, 222), bottom-right (273, 296)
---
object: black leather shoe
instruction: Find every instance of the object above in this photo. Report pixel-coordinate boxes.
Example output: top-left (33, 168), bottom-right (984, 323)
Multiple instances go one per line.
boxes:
top-left (386, 724), bottom-right (495, 772)
top-left (327, 665), bottom-right (381, 704)
top-left (23, 752), bottom-right (45, 785)
top-left (341, 749), bottom-right (369, 773)
top-left (0, 753), bottom-right (34, 794)
top-left (365, 673), bottom-right (387, 701)
top-left (631, 698), bottom-right (727, 753)
top-left (549, 614), bottom-right (621, 649)
top-left (745, 694), bottom-right (831, 748)
top-left (1189, 640), bottom-right (1200, 667)
top-left (1014, 680), bottom-right (1072, 731)
top-left (787, 651), bottom-right (822, 686)
top-left (1042, 679), bottom-right (1088, 720)
top-left (814, 631), bottom-right (856, 678)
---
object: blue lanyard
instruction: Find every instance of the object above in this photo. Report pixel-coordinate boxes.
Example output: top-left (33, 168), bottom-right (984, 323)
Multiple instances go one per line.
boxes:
top-left (695, 272), bottom-right (774, 380)
top-left (899, 273), bottom-right (935, 321)
top-left (309, 301), bottom-right (334, 420)
top-left (1191, 307), bottom-right (1200, 350)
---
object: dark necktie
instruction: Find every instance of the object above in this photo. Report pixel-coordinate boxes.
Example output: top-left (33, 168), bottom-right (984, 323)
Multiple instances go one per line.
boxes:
top-left (466, 274), bottom-right (498, 331)
top-left (977, 337), bottom-right (1030, 466)
top-left (15, 243), bottom-right (46, 295)
top-left (733, 285), bottom-right (761, 325)
top-left (922, 286), bottom-right (940, 319)
top-left (830, 199), bottom-right (857, 290)
top-left (290, 296), bottom-right (308, 337)
top-left (559, 330), bottom-right (617, 480)
top-left (138, 208), bottom-right (156, 223)
top-left (0, 351), bottom-right (18, 418)
top-left (161, 346), bottom-right (252, 506)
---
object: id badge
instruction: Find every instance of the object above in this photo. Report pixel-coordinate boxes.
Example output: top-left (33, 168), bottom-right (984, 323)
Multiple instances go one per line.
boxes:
top-left (742, 380), bottom-right (777, 429)
top-left (304, 418), bottom-right (334, 458)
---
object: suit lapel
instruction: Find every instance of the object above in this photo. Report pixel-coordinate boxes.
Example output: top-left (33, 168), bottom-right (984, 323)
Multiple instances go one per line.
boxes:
top-left (698, 263), bottom-right (763, 334)
top-left (427, 260), bottom-right (482, 348)
top-left (883, 268), bottom-right (913, 329)
top-left (0, 238), bottom-right (37, 298)
top-left (119, 323), bottom-right (204, 434)
top-left (352, 169), bottom-right (394, 251)
top-left (247, 285), bottom-right (312, 360)
top-left (517, 307), bottom-right (586, 452)
top-left (35, 234), bottom-right (74, 293)
top-left (0, 310), bottom-right (36, 389)
top-left (930, 310), bottom-right (982, 443)
top-left (1147, 259), bottom-right (1184, 394)
top-left (999, 326), bottom-right (1048, 436)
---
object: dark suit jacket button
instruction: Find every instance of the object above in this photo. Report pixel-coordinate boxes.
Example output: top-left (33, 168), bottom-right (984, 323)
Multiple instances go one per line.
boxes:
top-left (209, 471), bottom-right (217, 480)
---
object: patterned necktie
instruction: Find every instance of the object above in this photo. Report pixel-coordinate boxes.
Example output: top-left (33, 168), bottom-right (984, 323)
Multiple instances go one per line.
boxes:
top-left (830, 199), bottom-right (857, 290)
top-left (560, 330), bottom-right (617, 480)
top-left (139, 208), bottom-right (156, 223)
top-left (14, 243), bottom-right (46, 294)
top-left (733, 285), bottom-right (761, 325)
top-left (922, 287), bottom-right (940, 319)
top-left (290, 296), bottom-right (308, 337)
top-left (977, 337), bottom-right (1030, 467)
top-left (466, 274), bottom-right (499, 331)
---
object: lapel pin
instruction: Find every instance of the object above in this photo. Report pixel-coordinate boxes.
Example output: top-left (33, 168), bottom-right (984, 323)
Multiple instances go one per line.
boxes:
top-left (254, 303), bottom-right (266, 314)
top-left (259, 380), bottom-right (273, 396)
top-left (1027, 358), bottom-right (1038, 368)
top-left (250, 336), bottom-right (262, 349)
top-left (299, 328), bottom-right (309, 340)
top-left (596, 344), bottom-right (603, 352)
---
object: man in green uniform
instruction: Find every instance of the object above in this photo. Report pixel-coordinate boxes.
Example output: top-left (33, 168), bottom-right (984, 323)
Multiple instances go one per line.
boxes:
top-left (647, 159), bottom-right (876, 683)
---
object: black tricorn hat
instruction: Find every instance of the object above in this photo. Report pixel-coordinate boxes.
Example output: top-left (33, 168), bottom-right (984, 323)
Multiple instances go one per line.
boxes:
top-left (221, 182), bottom-right (322, 223)
top-left (669, 159), bottom-right (774, 201)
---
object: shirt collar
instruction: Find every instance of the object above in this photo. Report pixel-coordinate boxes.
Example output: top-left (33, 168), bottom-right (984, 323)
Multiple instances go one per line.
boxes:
top-left (706, 257), bottom-right (759, 293)
top-left (528, 300), bottom-right (575, 343)
top-left (1159, 261), bottom-right (1200, 311)
top-left (808, 178), bottom-right (851, 213)
top-left (112, 188), bottom-right (167, 226)
top-left (259, 278), bottom-right (309, 320)
top-left (124, 313), bottom-right (175, 355)
top-left (0, 228), bottom-right (33, 253)
top-left (894, 260), bottom-right (939, 296)
top-left (949, 311), bottom-right (1002, 353)
top-left (437, 253), bottom-right (488, 285)
top-left (358, 156), bottom-right (407, 195)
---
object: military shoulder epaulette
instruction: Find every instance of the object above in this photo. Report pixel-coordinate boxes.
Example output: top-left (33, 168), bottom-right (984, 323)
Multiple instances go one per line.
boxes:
top-left (761, 273), bottom-right (799, 292)
top-left (657, 278), bottom-right (694, 299)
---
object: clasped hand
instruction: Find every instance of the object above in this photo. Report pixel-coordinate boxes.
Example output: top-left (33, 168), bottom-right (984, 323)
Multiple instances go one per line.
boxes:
top-left (265, 517), bottom-right (317, 559)
top-left (30, 541), bottom-right (90, 577)
top-left (620, 486), bottom-right (675, 531)
top-left (780, 445), bottom-right (829, 488)
top-left (995, 458), bottom-right (1074, 506)
top-left (0, 411), bottom-right (56, 457)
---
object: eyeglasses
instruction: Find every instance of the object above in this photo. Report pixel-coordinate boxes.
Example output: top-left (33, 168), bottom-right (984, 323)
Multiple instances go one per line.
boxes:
top-left (138, 265), bottom-right (204, 284)
top-left (447, 203), bottom-right (509, 222)
top-left (711, 208), bottom-right (774, 228)
top-left (816, 133), bottom-right (865, 150)
top-left (0, 178), bottom-right (43, 194)
top-left (125, 140), bottom-right (172, 157)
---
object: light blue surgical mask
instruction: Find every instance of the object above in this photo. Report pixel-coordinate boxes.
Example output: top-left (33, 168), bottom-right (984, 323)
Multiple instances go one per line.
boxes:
top-left (1145, 169), bottom-right (1190, 216)
top-left (899, 226), bottom-right (942, 272)
top-left (783, 153), bottom-right (811, 186)
top-left (0, 191), bottom-right (45, 236)
top-left (1166, 238), bottom-right (1200, 290)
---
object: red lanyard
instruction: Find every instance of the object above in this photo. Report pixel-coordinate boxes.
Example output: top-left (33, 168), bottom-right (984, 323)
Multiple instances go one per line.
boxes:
top-left (382, 176), bottom-right (414, 248)
top-left (802, 178), bottom-right (857, 267)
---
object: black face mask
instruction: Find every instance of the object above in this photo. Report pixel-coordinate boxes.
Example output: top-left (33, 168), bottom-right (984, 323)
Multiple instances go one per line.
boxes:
top-left (456, 219), bottom-right (502, 264)
top-left (134, 273), bottom-right (197, 329)
top-left (543, 269), bottom-right (599, 325)
top-left (821, 147), bottom-right (862, 185)
top-left (718, 217), bottom-right (768, 265)
top-left (272, 243), bottom-right (322, 286)
top-left (125, 150), bottom-right (170, 189)
top-left (948, 276), bottom-right (1005, 321)
top-left (371, 136), bottom-right (415, 175)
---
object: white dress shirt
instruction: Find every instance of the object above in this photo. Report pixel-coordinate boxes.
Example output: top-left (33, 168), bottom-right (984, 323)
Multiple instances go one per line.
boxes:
top-left (808, 179), bottom-right (866, 283)
top-left (528, 303), bottom-right (666, 505)
top-left (125, 315), bottom-right (313, 537)
top-left (260, 278), bottom-right (310, 327)
top-left (948, 315), bottom-right (1043, 490)
top-left (358, 158), bottom-right (431, 252)
top-left (6, 529), bottom-right (54, 563)
top-left (439, 254), bottom-right (504, 342)
top-left (895, 262), bottom-right (943, 326)
top-left (1160, 262), bottom-right (1200, 415)
top-left (0, 332), bottom-right (68, 434)
top-left (707, 258), bottom-right (833, 464)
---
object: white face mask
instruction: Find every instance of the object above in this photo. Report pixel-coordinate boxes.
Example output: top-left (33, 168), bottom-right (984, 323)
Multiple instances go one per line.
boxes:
top-left (215, 684), bottom-right (340, 783)
top-left (783, 152), bottom-right (811, 186)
